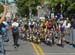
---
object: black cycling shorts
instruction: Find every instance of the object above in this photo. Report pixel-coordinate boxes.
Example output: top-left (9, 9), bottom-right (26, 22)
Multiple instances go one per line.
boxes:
top-left (30, 25), bottom-right (34, 29)
top-left (42, 26), bottom-right (46, 29)
top-left (24, 24), bottom-right (28, 29)
top-left (47, 26), bottom-right (53, 30)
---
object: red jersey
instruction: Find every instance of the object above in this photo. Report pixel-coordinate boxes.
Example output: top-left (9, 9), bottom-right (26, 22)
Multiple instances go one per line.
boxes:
top-left (46, 21), bottom-right (53, 28)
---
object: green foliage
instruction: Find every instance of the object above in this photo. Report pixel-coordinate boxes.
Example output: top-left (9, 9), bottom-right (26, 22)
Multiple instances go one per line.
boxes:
top-left (48, 0), bottom-right (75, 17)
top-left (16, 0), bottom-right (38, 17)
top-left (16, 0), bottom-right (75, 17)
top-left (0, 4), bottom-right (3, 14)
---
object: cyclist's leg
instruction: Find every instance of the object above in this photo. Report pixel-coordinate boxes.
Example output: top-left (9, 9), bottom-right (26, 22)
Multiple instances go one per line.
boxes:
top-left (51, 28), bottom-right (55, 45)
top-left (59, 31), bottom-right (64, 45)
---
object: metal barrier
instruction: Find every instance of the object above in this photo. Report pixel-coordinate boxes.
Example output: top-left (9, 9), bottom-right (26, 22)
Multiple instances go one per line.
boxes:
top-left (71, 28), bottom-right (75, 45)
top-left (65, 28), bottom-right (75, 46)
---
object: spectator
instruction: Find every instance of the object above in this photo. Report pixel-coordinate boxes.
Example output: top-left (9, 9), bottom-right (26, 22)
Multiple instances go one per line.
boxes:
top-left (11, 19), bottom-right (19, 48)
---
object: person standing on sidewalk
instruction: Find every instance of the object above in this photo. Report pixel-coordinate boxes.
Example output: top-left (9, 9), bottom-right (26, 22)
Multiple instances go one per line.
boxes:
top-left (11, 19), bottom-right (19, 48)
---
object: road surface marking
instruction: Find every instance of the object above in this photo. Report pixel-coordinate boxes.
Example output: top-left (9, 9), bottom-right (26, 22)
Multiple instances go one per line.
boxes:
top-left (31, 43), bottom-right (40, 55)
top-left (36, 44), bottom-right (46, 55)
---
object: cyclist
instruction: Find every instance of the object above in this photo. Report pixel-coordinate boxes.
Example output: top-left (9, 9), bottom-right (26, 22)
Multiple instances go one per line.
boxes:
top-left (33, 20), bottom-right (39, 35)
top-left (40, 20), bottom-right (46, 40)
top-left (45, 19), bottom-right (54, 44)
top-left (51, 18), bottom-right (58, 45)
top-left (28, 18), bottom-right (34, 32)
top-left (35, 20), bottom-right (40, 32)
top-left (24, 20), bottom-right (28, 31)
top-left (58, 19), bottom-right (66, 46)
top-left (45, 19), bottom-right (54, 34)
top-left (33, 20), bottom-right (41, 43)
top-left (28, 18), bottom-right (35, 41)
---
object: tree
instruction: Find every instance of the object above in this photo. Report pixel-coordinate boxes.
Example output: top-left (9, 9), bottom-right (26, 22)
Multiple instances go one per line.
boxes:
top-left (16, 0), bottom-right (75, 17)
top-left (47, 0), bottom-right (75, 17)
top-left (16, 0), bottom-right (38, 17)
top-left (38, 0), bottom-right (45, 5)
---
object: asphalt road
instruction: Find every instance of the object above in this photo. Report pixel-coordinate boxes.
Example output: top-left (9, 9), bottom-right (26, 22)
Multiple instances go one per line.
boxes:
top-left (0, 30), bottom-right (75, 55)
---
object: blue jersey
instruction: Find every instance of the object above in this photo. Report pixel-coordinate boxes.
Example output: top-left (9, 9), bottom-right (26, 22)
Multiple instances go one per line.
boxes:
top-left (29, 18), bottom-right (33, 22)
top-left (12, 27), bottom-right (19, 32)
top-left (1, 27), bottom-right (6, 32)
top-left (36, 22), bottom-right (40, 28)
top-left (0, 23), bottom-right (7, 34)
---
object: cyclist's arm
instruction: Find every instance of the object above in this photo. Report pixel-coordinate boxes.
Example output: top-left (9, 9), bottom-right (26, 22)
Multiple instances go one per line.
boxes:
top-left (53, 25), bottom-right (55, 31)
top-left (57, 25), bottom-right (60, 31)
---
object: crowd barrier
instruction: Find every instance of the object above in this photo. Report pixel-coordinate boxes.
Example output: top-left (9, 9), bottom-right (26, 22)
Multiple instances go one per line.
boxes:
top-left (65, 28), bottom-right (75, 45)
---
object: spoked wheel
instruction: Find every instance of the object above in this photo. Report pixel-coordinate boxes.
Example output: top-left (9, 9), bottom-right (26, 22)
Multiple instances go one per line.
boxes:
top-left (29, 36), bottom-right (33, 42)
top-left (52, 36), bottom-right (55, 45)
top-left (35, 37), bottom-right (41, 44)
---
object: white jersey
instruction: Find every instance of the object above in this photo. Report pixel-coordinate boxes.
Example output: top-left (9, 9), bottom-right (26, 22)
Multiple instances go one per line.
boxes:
top-left (3, 21), bottom-right (9, 26)
top-left (65, 23), bottom-right (71, 29)
top-left (29, 21), bottom-right (34, 25)
top-left (12, 22), bottom-right (19, 27)
top-left (63, 20), bottom-right (71, 29)
top-left (63, 20), bottom-right (67, 27)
